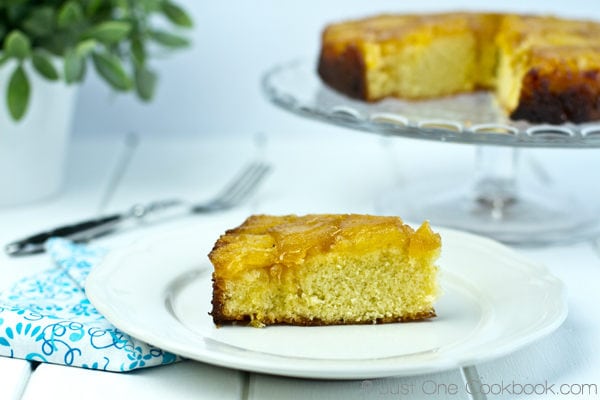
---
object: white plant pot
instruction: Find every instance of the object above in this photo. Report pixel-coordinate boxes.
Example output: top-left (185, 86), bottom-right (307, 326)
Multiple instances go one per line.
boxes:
top-left (0, 61), bottom-right (77, 207)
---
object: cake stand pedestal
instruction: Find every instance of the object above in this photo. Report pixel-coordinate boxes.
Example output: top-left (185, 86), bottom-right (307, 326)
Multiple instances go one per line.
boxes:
top-left (375, 146), bottom-right (599, 245)
top-left (262, 60), bottom-right (600, 245)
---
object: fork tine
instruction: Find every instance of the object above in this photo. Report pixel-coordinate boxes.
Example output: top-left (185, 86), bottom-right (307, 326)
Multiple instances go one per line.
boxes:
top-left (215, 162), bottom-right (262, 200)
top-left (217, 162), bottom-right (271, 207)
top-left (230, 163), bottom-right (271, 204)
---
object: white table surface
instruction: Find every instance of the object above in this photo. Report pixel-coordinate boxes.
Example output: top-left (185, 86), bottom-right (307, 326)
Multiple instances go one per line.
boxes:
top-left (1, 125), bottom-right (599, 400)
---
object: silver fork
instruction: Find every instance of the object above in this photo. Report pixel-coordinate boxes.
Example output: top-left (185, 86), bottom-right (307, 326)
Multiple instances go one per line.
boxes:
top-left (5, 162), bottom-right (272, 256)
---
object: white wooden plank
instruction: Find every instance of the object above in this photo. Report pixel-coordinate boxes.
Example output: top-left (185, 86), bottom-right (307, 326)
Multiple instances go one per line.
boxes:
top-left (249, 371), bottom-right (470, 400)
top-left (99, 130), bottom-right (474, 216)
top-left (0, 358), bottom-right (31, 400)
top-left (72, 134), bottom-right (265, 253)
top-left (21, 361), bottom-right (243, 400)
top-left (257, 131), bottom-right (475, 216)
top-left (100, 134), bottom-right (260, 211)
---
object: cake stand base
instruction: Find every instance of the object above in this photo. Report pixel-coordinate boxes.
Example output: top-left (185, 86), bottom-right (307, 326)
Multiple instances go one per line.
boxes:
top-left (377, 182), bottom-right (600, 246)
top-left (376, 147), bottom-right (600, 246)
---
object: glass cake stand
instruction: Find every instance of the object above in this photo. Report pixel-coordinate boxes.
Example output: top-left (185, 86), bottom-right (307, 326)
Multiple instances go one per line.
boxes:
top-left (262, 59), bottom-right (600, 245)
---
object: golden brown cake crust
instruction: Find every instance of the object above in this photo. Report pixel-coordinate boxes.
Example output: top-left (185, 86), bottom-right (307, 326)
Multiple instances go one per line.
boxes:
top-left (318, 44), bottom-right (367, 100)
top-left (211, 303), bottom-right (436, 327)
top-left (511, 65), bottom-right (600, 124)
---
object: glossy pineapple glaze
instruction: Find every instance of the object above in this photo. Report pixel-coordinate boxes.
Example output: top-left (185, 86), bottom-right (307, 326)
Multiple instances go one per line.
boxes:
top-left (209, 214), bottom-right (440, 278)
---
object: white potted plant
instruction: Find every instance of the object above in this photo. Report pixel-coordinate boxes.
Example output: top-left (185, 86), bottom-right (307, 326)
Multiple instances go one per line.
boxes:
top-left (0, 0), bottom-right (192, 206)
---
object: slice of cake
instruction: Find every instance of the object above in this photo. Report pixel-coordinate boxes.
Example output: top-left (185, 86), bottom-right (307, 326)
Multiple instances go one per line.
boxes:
top-left (209, 214), bottom-right (441, 327)
top-left (317, 12), bottom-right (600, 123)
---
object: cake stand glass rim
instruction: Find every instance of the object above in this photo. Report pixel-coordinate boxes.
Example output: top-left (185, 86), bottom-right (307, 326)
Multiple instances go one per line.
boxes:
top-left (261, 59), bottom-right (600, 149)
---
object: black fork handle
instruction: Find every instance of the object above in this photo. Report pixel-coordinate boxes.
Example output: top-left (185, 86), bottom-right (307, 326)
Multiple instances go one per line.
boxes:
top-left (5, 214), bottom-right (124, 256)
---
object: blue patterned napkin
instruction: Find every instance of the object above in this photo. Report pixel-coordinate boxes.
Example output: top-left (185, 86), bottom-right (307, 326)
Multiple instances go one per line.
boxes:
top-left (0, 238), bottom-right (178, 371)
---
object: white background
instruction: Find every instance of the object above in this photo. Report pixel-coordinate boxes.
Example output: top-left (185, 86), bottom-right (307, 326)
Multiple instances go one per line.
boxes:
top-left (71, 0), bottom-right (600, 138)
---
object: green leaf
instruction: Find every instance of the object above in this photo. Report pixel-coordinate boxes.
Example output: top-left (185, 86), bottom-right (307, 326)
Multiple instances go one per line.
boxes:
top-left (84, 21), bottom-right (132, 44)
top-left (7, 64), bottom-right (31, 121)
top-left (22, 7), bottom-right (55, 37)
top-left (64, 49), bottom-right (86, 83)
top-left (4, 30), bottom-right (31, 60)
top-left (113, 0), bottom-right (129, 11)
top-left (57, 1), bottom-right (84, 28)
top-left (139, 0), bottom-right (162, 12)
top-left (85, 0), bottom-right (103, 17)
top-left (76, 39), bottom-right (97, 57)
top-left (7, 4), bottom-right (27, 22)
top-left (134, 65), bottom-right (157, 101)
top-left (162, 2), bottom-right (193, 28)
top-left (131, 37), bottom-right (145, 65)
top-left (149, 30), bottom-right (189, 48)
top-left (92, 51), bottom-right (132, 91)
top-left (32, 51), bottom-right (59, 81)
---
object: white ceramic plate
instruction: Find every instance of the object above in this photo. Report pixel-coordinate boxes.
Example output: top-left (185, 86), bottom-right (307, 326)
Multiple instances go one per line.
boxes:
top-left (86, 220), bottom-right (567, 379)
